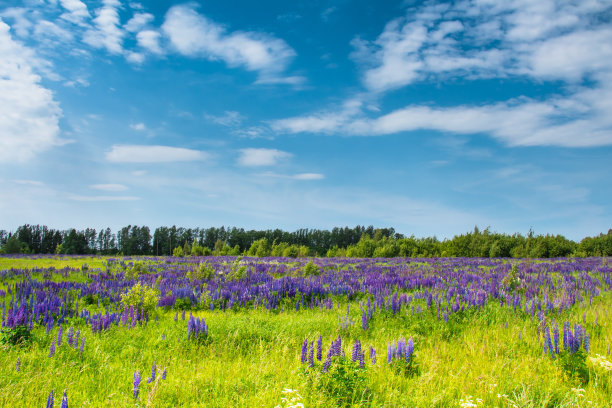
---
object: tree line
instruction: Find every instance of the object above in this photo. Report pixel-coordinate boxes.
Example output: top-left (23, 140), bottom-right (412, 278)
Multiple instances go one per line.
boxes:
top-left (0, 224), bottom-right (610, 258)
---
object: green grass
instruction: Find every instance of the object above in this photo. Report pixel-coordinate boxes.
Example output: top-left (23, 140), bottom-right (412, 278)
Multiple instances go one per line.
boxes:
top-left (1, 258), bottom-right (611, 407)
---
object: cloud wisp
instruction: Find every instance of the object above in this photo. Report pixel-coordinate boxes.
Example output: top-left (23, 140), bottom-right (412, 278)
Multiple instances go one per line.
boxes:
top-left (237, 148), bottom-right (292, 167)
top-left (106, 145), bottom-right (207, 163)
top-left (162, 3), bottom-right (300, 83)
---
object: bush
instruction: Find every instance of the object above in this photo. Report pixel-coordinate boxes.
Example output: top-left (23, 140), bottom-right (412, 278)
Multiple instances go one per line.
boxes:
top-left (0, 325), bottom-right (32, 346)
top-left (187, 262), bottom-right (216, 281)
top-left (121, 283), bottom-right (159, 314)
top-left (558, 350), bottom-right (589, 384)
top-left (226, 257), bottom-right (247, 282)
top-left (302, 261), bottom-right (321, 277)
top-left (305, 356), bottom-right (370, 407)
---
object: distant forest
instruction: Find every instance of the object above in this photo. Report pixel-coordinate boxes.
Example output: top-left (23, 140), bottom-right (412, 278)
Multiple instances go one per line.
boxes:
top-left (0, 224), bottom-right (611, 258)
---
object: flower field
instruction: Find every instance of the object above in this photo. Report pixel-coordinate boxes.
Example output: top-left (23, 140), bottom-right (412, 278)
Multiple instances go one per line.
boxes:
top-left (1, 255), bottom-right (611, 407)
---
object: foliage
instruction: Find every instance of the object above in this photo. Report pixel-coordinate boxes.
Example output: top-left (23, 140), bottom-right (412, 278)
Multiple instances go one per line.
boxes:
top-left (302, 261), bottom-right (321, 277)
top-left (0, 325), bottom-right (32, 346)
top-left (225, 257), bottom-right (247, 281)
top-left (121, 282), bottom-right (159, 314)
top-left (558, 350), bottom-right (589, 384)
top-left (305, 356), bottom-right (370, 407)
top-left (125, 261), bottom-right (148, 280)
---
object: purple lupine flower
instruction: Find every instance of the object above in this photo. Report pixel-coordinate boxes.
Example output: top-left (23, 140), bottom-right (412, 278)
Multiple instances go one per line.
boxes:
top-left (46, 391), bottom-right (53, 408)
top-left (369, 346), bottom-right (376, 364)
top-left (607, 342), bottom-right (610, 356)
top-left (80, 337), bottom-right (85, 355)
top-left (308, 342), bottom-right (314, 367)
top-left (147, 362), bottom-right (156, 383)
top-left (133, 370), bottom-right (141, 400)
top-left (67, 327), bottom-right (74, 347)
top-left (49, 341), bottom-right (55, 357)
top-left (16, 358), bottom-right (20, 372)
top-left (162, 331), bottom-right (165, 340)
top-left (352, 340), bottom-right (362, 363)
top-left (553, 324), bottom-right (560, 355)
top-left (316, 335), bottom-right (322, 361)
top-left (545, 326), bottom-right (555, 359)
top-left (57, 325), bottom-right (63, 346)
top-left (161, 367), bottom-right (167, 380)
top-left (362, 310), bottom-right (369, 330)
top-left (300, 338), bottom-right (308, 364)
top-left (60, 392), bottom-right (68, 408)
top-left (74, 331), bottom-right (80, 349)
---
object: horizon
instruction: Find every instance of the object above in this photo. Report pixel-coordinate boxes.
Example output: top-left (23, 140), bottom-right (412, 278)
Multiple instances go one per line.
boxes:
top-left (1, 0), bottom-right (611, 241)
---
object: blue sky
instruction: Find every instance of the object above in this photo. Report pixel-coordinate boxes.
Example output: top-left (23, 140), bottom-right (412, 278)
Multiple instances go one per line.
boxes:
top-left (0, 0), bottom-right (611, 240)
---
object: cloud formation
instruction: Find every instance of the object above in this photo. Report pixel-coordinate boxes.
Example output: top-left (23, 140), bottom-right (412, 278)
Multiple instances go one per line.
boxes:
top-left (162, 4), bottom-right (297, 80)
top-left (237, 148), bottom-right (292, 166)
top-left (106, 145), bottom-right (207, 163)
top-left (0, 20), bottom-right (64, 163)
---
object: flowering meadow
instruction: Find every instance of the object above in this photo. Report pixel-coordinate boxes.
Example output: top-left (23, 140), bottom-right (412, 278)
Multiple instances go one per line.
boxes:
top-left (1, 255), bottom-right (611, 407)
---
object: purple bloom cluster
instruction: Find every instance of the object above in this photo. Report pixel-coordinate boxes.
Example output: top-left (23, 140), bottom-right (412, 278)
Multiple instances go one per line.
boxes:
top-left (351, 340), bottom-right (366, 368)
top-left (387, 337), bottom-right (414, 364)
top-left (133, 370), bottom-right (141, 400)
top-left (187, 314), bottom-right (208, 339)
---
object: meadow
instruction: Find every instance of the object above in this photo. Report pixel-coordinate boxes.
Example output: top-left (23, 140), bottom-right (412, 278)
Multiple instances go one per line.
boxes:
top-left (1, 255), bottom-right (611, 407)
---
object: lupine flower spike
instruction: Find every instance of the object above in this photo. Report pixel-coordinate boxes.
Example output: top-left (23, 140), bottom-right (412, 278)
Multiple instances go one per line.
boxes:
top-left (147, 361), bottom-right (157, 383)
top-left (60, 392), bottom-right (68, 408)
top-left (46, 391), bottom-right (53, 408)
top-left (133, 370), bottom-right (141, 400)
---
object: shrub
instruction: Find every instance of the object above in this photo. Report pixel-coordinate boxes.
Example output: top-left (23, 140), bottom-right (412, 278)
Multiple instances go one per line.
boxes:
top-left (0, 325), bottom-right (32, 346)
top-left (226, 258), bottom-right (247, 282)
top-left (308, 356), bottom-right (369, 407)
top-left (121, 283), bottom-right (159, 314)
top-left (302, 261), bottom-right (321, 277)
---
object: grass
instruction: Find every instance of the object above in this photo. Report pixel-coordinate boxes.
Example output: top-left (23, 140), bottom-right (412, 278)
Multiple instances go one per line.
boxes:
top-left (1, 256), bottom-right (611, 407)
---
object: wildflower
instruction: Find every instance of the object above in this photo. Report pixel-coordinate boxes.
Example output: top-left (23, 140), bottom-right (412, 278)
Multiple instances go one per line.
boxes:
top-left (162, 367), bottom-right (167, 380)
top-left (80, 337), bottom-right (85, 355)
top-left (57, 325), bottom-right (63, 346)
top-left (370, 345), bottom-right (376, 365)
top-left (308, 342), bottom-right (314, 368)
top-left (316, 335), bottom-right (322, 361)
top-left (49, 341), bottom-right (55, 358)
top-left (147, 362), bottom-right (156, 383)
top-left (60, 392), bottom-right (68, 408)
top-left (133, 370), bottom-right (141, 400)
top-left (46, 391), bottom-right (53, 408)
top-left (300, 339), bottom-right (308, 364)
top-left (16, 358), bottom-right (20, 372)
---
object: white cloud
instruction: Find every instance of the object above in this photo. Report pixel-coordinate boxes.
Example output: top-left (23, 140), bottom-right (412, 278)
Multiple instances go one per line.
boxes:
top-left (136, 29), bottom-right (162, 54)
top-left (90, 183), bottom-right (128, 191)
top-left (162, 4), bottom-right (296, 79)
top-left (272, 0), bottom-right (612, 147)
top-left (259, 172), bottom-right (325, 180)
top-left (205, 111), bottom-right (245, 127)
top-left (68, 194), bottom-right (139, 201)
top-left (0, 20), bottom-right (64, 163)
top-left (352, 0), bottom-right (612, 92)
top-left (59, 0), bottom-right (91, 26)
top-left (130, 122), bottom-right (146, 131)
top-left (273, 79), bottom-right (612, 147)
top-left (237, 148), bottom-right (292, 166)
top-left (124, 12), bottom-right (153, 32)
top-left (0, 8), bottom-right (33, 37)
top-left (293, 173), bottom-right (324, 180)
top-left (83, 0), bottom-right (124, 55)
top-left (106, 145), bottom-right (207, 163)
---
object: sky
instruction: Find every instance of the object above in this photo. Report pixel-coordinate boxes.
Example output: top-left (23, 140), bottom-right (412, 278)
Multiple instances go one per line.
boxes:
top-left (0, 0), bottom-right (611, 240)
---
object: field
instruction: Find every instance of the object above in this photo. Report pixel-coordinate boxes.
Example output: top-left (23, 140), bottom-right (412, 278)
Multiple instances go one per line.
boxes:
top-left (1, 255), bottom-right (611, 407)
